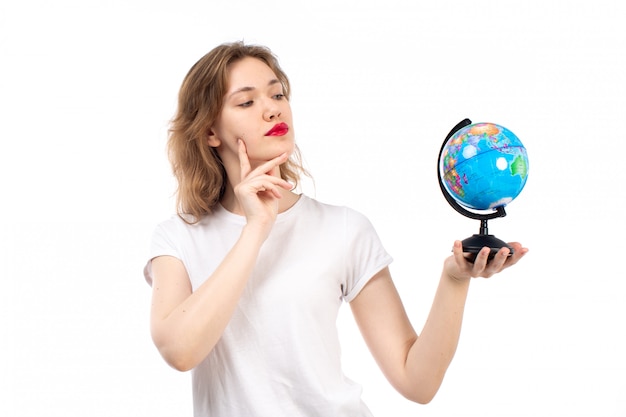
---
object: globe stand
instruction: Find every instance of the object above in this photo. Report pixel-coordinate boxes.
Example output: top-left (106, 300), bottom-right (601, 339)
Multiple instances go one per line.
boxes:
top-left (438, 118), bottom-right (514, 263)
top-left (460, 215), bottom-right (513, 263)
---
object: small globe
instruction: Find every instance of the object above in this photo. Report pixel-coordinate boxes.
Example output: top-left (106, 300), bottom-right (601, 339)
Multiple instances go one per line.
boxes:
top-left (439, 122), bottom-right (529, 211)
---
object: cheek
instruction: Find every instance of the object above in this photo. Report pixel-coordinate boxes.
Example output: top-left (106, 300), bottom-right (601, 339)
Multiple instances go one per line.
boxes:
top-left (216, 125), bottom-right (246, 147)
top-left (214, 111), bottom-right (247, 139)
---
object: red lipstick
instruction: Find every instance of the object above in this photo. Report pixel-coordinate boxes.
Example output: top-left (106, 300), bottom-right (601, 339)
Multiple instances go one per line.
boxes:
top-left (265, 122), bottom-right (289, 136)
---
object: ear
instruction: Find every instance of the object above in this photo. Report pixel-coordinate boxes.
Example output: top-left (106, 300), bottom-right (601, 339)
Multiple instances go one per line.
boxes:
top-left (207, 129), bottom-right (221, 147)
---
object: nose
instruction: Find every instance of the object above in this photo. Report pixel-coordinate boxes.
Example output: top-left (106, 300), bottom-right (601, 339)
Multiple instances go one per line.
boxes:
top-left (263, 101), bottom-right (281, 121)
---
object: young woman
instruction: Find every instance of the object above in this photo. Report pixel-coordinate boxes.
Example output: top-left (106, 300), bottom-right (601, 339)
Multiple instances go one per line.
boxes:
top-left (144, 41), bottom-right (528, 416)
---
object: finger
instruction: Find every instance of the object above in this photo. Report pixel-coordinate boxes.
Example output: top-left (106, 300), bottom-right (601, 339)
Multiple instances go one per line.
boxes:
top-left (502, 242), bottom-right (528, 267)
top-left (252, 178), bottom-right (285, 199)
top-left (452, 240), bottom-right (470, 269)
top-left (248, 152), bottom-right (289, 178)
top-left (242, 175), bottom-right (292, 197)
top-left (509, 242), bottom-right (528, 258)
top-left (487, 246), bottom-right (510, 272)
top-left (471, 246), bottom-right (492, 275)
top-left (268, 159), bottom-right (282, 178)
top-left (238, 139), bottom-right (251, 177)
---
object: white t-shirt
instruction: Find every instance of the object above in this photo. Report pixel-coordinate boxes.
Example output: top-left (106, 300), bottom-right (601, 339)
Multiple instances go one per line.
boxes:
top-left (144, 195), bottom-right (393, 417)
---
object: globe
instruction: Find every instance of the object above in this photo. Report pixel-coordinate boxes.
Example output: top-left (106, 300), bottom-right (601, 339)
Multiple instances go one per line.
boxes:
top-left (437, 119), bottom-right (529, 261)
top-left (439, 122), bottom-right (529, 211)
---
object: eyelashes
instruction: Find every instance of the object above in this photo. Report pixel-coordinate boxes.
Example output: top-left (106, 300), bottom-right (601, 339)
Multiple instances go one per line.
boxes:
top-left (237, 94), bottom-right (285, 108)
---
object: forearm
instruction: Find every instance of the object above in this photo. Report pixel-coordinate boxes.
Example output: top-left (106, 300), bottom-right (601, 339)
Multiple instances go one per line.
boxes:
top-left (154, 224), bottom-right (266, 371)
top-left (404, 272), bottom-right (471, 403)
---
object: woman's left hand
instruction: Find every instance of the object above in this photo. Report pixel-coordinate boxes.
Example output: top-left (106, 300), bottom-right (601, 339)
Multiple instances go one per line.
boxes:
top-left (444, 241), bottom-right (528, 282)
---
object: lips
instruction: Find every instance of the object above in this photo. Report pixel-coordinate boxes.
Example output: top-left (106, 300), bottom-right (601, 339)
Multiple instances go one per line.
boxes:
top-left (265, 122), bottom-right (289, 136)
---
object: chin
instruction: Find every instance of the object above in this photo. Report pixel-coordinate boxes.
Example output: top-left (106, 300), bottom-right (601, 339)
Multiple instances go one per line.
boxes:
top-left (271, 135), bottom-right (295, 157)
top-left (284, 140), bottom-right (296, 157)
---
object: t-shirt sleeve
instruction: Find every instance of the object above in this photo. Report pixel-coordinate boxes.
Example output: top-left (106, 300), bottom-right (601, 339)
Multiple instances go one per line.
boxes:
top-left (342, 209), bottom-right (393, 302)
top-left (143, 218), bottom-right (182, 286)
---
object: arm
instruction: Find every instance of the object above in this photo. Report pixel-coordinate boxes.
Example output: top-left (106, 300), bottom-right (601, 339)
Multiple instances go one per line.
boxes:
top-left (150, 141), bottom-right (292, 371)
top-left (150, 224), bottom-right (267, 372)
top-left (350, 241), bottom-right (528, 404)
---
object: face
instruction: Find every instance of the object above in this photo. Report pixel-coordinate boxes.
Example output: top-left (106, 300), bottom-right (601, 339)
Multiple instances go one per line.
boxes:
top-left (208, 57), bottom-right (295, 169)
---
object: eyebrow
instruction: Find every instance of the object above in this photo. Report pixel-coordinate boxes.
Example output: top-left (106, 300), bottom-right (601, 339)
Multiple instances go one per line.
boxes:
top-left (228, 79), bottom-right (281, 99)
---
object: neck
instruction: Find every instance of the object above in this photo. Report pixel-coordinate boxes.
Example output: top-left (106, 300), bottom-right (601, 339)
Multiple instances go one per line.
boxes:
top-left (220, 187), bottom-right (300, 215)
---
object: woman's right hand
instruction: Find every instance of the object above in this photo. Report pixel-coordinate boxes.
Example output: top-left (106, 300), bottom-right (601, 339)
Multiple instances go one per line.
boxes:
top-left (234, 139), bottom-right (293, 239)
top-left (150, 139), bottom-right (292, 371)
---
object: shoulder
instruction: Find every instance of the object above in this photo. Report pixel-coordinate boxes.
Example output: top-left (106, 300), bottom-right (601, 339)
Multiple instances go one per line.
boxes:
top-left (151, 212), bottom-right (218, 245)
top-left (153, 214), bottom-right (193, 235)
top-left (299, 195), bottom-right (375, 230)
top-left (300, 195), bottom-right (364, 216)
top-left (154, 208), bottom-right (228, 231)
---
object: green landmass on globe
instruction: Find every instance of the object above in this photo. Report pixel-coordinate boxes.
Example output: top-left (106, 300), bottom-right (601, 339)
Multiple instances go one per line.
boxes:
top-left (439, 122), bottom-right (529, 211)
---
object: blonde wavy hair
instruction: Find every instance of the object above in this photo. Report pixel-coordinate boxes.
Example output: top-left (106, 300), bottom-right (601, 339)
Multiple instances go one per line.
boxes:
top-left (167, 42), bottom-right (308, 223)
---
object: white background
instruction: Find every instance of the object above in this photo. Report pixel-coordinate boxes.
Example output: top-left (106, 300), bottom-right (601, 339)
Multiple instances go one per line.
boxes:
top-left (1, 0), bottom-right (624, 416)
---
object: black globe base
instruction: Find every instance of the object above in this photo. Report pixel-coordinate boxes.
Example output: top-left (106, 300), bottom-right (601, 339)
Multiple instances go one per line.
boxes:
top-left (461, 233), bottom-right (514, 263)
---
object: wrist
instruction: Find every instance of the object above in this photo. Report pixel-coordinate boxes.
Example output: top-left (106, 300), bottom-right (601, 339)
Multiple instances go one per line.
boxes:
top-left (441, 260), bottom-right (472, 286)
top-left (241, 221), bottom-right (273, 245)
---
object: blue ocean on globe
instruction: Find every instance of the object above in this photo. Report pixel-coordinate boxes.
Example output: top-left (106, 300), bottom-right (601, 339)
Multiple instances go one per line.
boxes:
top-left (439, 122), bottom-right (529, 211)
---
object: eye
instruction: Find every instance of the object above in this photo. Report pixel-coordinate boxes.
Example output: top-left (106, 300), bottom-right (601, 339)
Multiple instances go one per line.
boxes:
top-left (238, 100), bottom-right (253, 108)
top-left (273, 93), bottom-right (285, 100)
